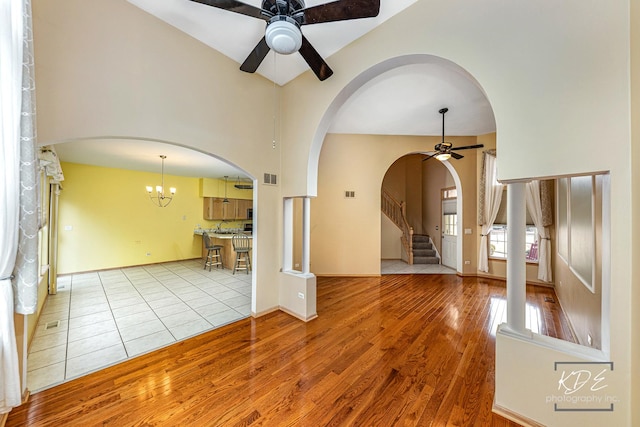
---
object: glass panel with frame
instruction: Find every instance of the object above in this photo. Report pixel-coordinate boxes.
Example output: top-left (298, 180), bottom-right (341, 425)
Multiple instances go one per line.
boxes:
top-left (488, 224), bottom-right (539, 262)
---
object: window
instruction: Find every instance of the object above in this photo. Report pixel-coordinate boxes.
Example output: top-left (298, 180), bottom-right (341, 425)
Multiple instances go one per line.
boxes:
top-left (489, 224), bottom-right (539, 262)
top-left (442, 187), bottom-right (457, 199)
top-left (443, 213), bottom-right (457, 236)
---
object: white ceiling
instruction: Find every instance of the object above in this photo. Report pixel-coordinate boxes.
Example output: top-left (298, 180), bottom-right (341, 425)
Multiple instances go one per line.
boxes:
top-left (127, 0), bottom-right (419, 85)
top-left (53, 139), bottom-right (250, 180)
top-left (51, 1), bottom-right (496, 178)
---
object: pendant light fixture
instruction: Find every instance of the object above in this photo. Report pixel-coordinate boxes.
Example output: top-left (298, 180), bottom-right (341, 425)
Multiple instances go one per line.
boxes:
top-left (223, 176), bottom-right (230, 204)
top-left (146, 155), bottom-right (176, 207)
top-left (435, 108), bottom-right (452, 161)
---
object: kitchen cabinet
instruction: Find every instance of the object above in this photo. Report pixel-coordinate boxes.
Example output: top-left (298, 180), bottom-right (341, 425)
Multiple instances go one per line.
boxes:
top-left (204, 197), bottom-right (223, 220)
top-left (235, 199), bottom-right (253, 220)
top-left (203, 197), bottom-right (251, 220)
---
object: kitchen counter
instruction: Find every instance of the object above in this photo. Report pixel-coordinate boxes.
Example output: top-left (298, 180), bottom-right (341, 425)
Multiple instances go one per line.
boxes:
top-left (195, 230), bottom-right (252, 270)
top-left (194, 229), bottom-right (252, 239)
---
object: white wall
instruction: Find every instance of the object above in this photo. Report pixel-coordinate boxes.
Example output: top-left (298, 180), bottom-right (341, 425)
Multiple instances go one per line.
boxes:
top-left (280, 1), bottom-right (633, 424)
top-left (32, 0), bottom-right (282, 315)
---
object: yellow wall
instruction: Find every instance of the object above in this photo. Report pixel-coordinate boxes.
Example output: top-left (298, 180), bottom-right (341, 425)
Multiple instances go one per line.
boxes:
top-left (57, 162), bottom-right (209, 274)
top-left (199, 178), bottom-right (253, 199)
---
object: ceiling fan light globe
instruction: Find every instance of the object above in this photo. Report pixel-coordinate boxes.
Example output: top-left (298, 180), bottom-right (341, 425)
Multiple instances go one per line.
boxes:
top-left (265, 20), bottom-right (302, 54)
top-left (435, 153), bottom-right (451, 161)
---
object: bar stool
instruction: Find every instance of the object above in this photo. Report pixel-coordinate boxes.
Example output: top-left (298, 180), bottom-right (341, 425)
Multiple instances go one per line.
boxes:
top-left (232, 234), bottom-right (251, 274)
top-left (203, 232), bottom-right (223, 271)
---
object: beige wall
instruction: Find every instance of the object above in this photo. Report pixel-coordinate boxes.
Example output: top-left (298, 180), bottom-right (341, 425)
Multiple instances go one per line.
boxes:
top-left (554, 176), bottom-right (604, 350)
top-left (313, 133), bottom-right (480, 275)
top-left (380, 214), bottom-right (402, 259)
top-left (422, 157), bottom-right (449, 254)
top-left (631, 0), bottom-right (640, 420)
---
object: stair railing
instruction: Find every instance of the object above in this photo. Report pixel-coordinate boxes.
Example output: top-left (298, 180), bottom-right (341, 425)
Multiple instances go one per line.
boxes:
top-left (381, 189), bottom-right (414, 265)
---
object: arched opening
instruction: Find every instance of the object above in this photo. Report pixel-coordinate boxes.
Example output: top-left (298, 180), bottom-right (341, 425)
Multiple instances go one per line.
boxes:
top-left (380, 153), bottom-right (464, 274)
top-left (307, 55), bottom-right (493, 276)
top-left (28, 137), bottom-right (257, 392)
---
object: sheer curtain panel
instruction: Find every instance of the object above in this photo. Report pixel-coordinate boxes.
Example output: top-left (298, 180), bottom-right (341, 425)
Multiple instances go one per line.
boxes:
top-left (0, 0), bottom-right (28, 414)
top-left (13, 0), bottom-right (38, 315)
top-left (526, 180), bottom-right (552, 282)
top-left (478, 151), bottom-right (504, 272)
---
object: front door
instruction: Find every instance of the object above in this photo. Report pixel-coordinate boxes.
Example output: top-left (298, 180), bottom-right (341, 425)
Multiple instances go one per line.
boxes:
top-left (442, 199), bottom-right (457, 269)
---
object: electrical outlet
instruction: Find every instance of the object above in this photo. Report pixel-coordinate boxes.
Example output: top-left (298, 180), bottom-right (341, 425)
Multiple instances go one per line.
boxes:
top-left (464, 260), bottom-right (471, 265)
top-left (297, 292), bottom-right (305, 299)
top-left (146, 252), bottom-right (151, 256)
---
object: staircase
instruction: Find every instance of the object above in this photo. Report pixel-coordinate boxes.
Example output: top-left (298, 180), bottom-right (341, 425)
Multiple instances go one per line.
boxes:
top-left (381, 189), bottom-right (440, 266)
top-left (412, 234), bottom-right (440, 264)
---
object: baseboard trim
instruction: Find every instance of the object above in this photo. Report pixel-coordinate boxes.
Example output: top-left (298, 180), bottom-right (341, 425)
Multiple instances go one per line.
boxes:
top-left (457, 272), bottom-right (555, 288)
top-left (251, 306), bottom-right (280, 318)
top-left (279, 306), bottom-right (318, 322)
top-left (314, 274), bottom-right (381, 278)
top-left (492, 402), bottom-right (545, 427)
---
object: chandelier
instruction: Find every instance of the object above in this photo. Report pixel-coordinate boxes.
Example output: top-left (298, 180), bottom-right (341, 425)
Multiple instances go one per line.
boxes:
top-left (146, 155), bottom-right (176, 207)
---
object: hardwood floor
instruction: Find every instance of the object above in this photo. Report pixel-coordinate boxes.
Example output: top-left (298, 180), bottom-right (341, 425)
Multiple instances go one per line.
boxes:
top-left (7, 275), bottom-right (574, 426)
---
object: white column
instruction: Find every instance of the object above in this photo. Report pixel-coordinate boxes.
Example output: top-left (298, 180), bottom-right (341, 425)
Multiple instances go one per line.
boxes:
top-left (302, 197), bottom-right (311, 274)
top-left (283, 198), bottom-right (293, 271)
top-left (506, 182), bottom-right (527, 335)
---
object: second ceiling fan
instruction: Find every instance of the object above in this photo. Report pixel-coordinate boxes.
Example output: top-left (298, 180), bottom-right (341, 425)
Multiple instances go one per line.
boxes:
top-left (190, 0), bottom-right (381, 81)
top-left (424, 107), bottom-right (484, 161)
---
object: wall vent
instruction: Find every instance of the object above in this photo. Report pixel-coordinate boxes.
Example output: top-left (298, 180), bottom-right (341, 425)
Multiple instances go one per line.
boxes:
top-left (263, 173), bottom-right (278, 186)
top-left (345, 191), bottom-right (356, 198)
top-left (45, 320), bottom-right (60, 330)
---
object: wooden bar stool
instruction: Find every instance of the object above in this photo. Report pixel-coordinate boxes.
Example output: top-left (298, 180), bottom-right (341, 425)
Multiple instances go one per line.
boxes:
top-left (232, 234), bottom-right (251, 274)
top-left (203, 232), bottom-right (223, 271)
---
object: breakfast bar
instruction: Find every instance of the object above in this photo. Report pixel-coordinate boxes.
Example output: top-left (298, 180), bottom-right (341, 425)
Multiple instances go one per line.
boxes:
top-left (194, 229), bottom-right (252, 271)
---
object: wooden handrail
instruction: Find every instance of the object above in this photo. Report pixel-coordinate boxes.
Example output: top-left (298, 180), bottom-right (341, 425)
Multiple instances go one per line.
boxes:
top-left (381, 189), bottom-right (414, 265)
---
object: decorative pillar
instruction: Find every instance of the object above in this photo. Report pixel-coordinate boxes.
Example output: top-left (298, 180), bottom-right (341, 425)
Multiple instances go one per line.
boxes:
top-left (506, 182), bottom-right (527, 335)
top-left (302, 197), bottom-right (310, 274)
top-left (48, 183), bottom-right (61, 295)
top-left (283, 198), bottom-right (293, 271)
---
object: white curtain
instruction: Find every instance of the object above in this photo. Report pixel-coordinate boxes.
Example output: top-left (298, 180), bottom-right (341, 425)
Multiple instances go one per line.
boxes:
top-left (478, 152), bottom-right (504, 272)
top-left (14, 0), bottom-right (38, 315)
top-left (0, 0), bottom-right (28, 414)
top-left (526, 180), bottom-right (552, 282)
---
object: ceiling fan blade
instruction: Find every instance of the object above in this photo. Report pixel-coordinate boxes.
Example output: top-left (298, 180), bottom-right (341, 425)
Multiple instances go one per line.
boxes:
top-left (297, 0), bottom-right (380, 25)
top-left (240, 36), bottom-right (271, 73)
top-left (451, 144), bottom-right (485, 151)
top-left (189, 0), bottom-right (271, 21)
top-left (450, 152), bottom-right (464, 160)
top-left (422, 153), bottom-right (437, 162)
top-left (298, 35), bottom-right (333, 81)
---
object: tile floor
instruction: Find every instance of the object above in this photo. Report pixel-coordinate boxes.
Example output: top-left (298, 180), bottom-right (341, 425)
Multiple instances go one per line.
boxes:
top-left (27, 259), bottom-right (252, 393)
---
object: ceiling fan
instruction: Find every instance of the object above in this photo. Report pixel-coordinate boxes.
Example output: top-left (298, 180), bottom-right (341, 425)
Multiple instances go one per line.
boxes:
top-left (424, 107), bottom-right (484, 161)
top-left (189, 0), bottom-right (380, 81)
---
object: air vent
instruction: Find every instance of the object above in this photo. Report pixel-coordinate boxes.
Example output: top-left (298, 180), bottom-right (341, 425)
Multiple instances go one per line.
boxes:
top-left (345, 191), bottom-right (356, 198)
top-left (263, 173), bottom-right (278, 186)
top-left (544, 296), bottom-right (555, 303)
top-left (45, 320), bottom-right (60, 330)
